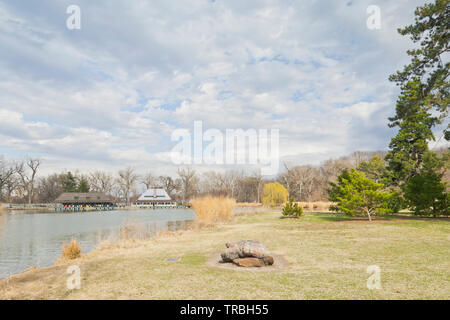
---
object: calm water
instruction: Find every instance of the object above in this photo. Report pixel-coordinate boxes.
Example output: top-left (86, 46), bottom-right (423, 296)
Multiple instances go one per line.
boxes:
top-left (0, 209), bottom-right (196, 278)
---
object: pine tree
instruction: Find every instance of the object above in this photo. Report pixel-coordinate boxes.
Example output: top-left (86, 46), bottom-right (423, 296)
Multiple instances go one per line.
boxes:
top-left (385, 0), bottom-right (450, 215)
top-left (328, 169), bottom-right (394, 221)
top-left (61, 172), bottom-right (77, 192)
top-left (357, 155), bottom-right (388, 184)
top-left (385, 79), bottom-right (437, 186)
top-left (389, 0), bottom-right (449, 140)
top-left (403, 152), bottom-right (448, 216)
top-left (77, 177), bottom-right (90, 193)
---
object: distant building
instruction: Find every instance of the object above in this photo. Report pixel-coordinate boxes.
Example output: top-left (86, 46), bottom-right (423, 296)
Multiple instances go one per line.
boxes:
top-left (55, 192), bottom-right (114, 207)
top-left (135, 188), bottom-right (176, 207)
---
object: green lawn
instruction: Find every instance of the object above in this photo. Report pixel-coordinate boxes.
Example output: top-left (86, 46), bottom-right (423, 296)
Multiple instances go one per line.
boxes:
top-left (1, 211), bottom-right (449, 299)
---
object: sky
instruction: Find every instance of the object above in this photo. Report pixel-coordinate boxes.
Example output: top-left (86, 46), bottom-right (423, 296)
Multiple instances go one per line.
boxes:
top-left (0, 0), bottom-right (447, 177)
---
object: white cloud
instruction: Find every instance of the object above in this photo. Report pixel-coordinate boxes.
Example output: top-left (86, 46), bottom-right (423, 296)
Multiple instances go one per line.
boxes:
top-left (0, 0), bottom-right (441, 176)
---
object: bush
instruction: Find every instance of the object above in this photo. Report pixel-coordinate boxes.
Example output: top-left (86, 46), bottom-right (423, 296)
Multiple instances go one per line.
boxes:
top-left (262, 182), bottom-right (288, 206)
top-left (403, 152), bottom-right (448, 217)
top-left (191, 196), bottom-right (236, 225)
top-left (61, 239), bottom-right (82, 260)
top-left (282, 197), bottom-right (303, 218)
top-left (328, 169), bottom-right (394, 221)
top-left (386, 191), bottom-right (405, 213)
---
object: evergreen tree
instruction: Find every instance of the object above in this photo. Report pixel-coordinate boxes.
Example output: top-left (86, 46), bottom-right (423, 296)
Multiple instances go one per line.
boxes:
top-left (61, 172), bottom-right (77, 192)
top-left (386, 0), bottom-right (449, 216)
top-left (281, 197), bottom-right (303, 218)
top-left (328, 169), bottom-right (394, 221)
top-left (389, 0), bottom-right (449, 140)
top-left (77, 177), bottom-right (90, 193)
top-left (385, 79), bottom-right (437, 186)
top-left (358, 155), bottom-right (407, 213)
top-left (357, 155), bottom-right (388, 184)
top-left (403, 152), bottom-right (448, 216)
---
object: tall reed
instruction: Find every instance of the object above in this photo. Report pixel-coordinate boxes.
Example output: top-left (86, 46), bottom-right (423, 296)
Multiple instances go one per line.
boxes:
top-left (191, 196), bottom-right (236, 225)
top-left (60, 239), bottom-right (82, 260)
top-left (0, 204), bottom-right (3, 228)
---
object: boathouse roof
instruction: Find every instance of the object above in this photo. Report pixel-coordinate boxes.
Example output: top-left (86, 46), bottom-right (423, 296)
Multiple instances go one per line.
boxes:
top-left (54, 192), bottom-right (112, 204)
top-left (137, 188), bottom-right (172, 201)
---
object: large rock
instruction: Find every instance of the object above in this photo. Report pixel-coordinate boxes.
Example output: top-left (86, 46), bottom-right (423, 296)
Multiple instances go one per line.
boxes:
top-left (233, 257), bottom-right (265, 267)
top-left (220, 240), bottom-right (274, 267)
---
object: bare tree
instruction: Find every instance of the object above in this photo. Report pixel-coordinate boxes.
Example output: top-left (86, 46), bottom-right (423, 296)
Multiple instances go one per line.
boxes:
top-left (321, 158), bottom-right (353, 185)
top-left (251, 171), bottom-right (263, 203)
top-left (158, 175), bottom-right (179, 200)
top-left (222, 170), bottom-right (241, 199)
top-left (116, 167), bottom-right (138, 205)
top-left (38, 173), bottom-right (63, 203)
top-left (4, 173), bottom-right (20, 204)
top-left (280, 164), bottom-right (318, 202)
top-left (177, 167), bottom-right (199, 202)
top-left (281, 164), bottom-right (303, 201)
top-left (200, 171), bottom-right (227, 196)
top-left (15, 158), bottom-right (41, 204)
top-left (235, 176), bottom-right (260, 202)
top-left (140, 172), bottom-right (157, 189)
top-left (351, 151), bottom-right (373, 168)
top-left (89, 171), bottom-right (114, 194)
top-left (0, 157), bottom-right (15, 201)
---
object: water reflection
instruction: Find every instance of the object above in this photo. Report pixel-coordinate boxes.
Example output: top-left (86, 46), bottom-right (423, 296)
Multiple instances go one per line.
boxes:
top-left (0, 209), bottom-right (196, 278)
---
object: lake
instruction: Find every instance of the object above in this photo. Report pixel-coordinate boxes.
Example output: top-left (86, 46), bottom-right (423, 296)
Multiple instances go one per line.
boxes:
top-left (0, 209), bottom-right (197, 279)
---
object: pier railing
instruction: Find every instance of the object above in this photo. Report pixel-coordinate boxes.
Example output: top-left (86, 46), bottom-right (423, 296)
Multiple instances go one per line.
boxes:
top-left (6, 203), bottom-right (191, 212)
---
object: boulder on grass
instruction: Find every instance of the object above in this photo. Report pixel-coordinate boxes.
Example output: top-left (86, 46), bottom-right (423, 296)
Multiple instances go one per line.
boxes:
top-left (220, 240), bottom-right (274, 266)
top-left (233, 257), bottom-right (265, 267)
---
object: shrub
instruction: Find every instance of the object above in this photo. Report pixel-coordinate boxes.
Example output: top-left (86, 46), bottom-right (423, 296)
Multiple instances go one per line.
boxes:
top-left (403, 152), bottom-right (448, 217)
top-left (282, 197), bottom-right (303, 218)
top-left (262, 182), bottom-right (288, 206)
top-left (386, 190), bottom-right (405, 213)
top-left (191, 196), bottom-right (236, 225)
top-left (61, 239), bottom-right (82, 260)
top-left (328, 169), bottom-right (394, 221)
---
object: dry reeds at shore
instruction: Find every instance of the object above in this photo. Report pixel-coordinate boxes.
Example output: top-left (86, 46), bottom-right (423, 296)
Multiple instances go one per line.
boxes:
top-left (296, 201), bottom-right (335, 212)
top-left (191, 196), bottom-right (236, 225)
top-left (119, 220), bottom-right (148, 240)
top-left (60, 239), bottom-right (82, 261)
top-left (0, 205), bottom-right (3, 228)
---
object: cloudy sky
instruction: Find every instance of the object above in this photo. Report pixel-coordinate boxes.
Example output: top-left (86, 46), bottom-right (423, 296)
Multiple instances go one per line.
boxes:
top-left (0, 0), bottom-right (446, 176)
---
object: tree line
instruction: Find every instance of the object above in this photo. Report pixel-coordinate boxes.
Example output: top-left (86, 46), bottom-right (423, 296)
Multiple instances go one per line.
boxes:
top-left (0, 150), bottom-right (411, 205)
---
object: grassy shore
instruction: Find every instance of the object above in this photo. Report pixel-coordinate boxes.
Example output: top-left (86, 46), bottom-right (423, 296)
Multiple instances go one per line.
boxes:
top-left (0, 210), bottom-right (449, 299)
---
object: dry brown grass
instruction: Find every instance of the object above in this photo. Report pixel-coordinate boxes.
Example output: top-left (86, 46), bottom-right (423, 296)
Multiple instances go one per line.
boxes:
top-left (0, 205), bottom-right (3, 228)
top-left (119, 220), bottom-right (151, 240)
top-left (235, 202), bottom-right (262, 207)
top-left (297, 201), bottom-right (334, 212)
top-left (1, 211), bottom-right (448, 300)
top-left (191, 196), bottom-right (236, 225)
top-left (59, 239), bottom-right (82, 261)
